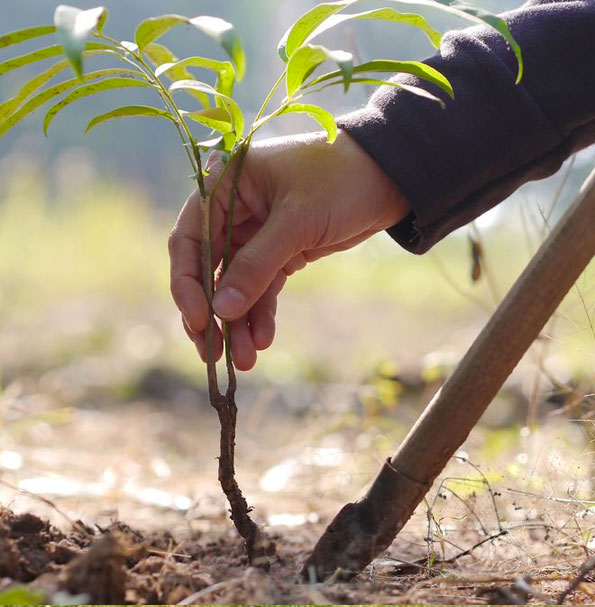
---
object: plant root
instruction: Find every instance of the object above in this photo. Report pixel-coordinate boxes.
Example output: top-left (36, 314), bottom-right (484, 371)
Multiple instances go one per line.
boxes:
top-left (211, 389), bottom-right (276, 568)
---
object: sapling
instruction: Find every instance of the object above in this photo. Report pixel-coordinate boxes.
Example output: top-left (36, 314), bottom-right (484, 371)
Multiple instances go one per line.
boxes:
top-left (0, 0), bottom-right (521, 567)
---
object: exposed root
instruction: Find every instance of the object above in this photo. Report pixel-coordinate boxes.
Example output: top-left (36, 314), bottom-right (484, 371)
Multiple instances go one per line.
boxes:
top-left (211, 389), bottom-right (276, 567)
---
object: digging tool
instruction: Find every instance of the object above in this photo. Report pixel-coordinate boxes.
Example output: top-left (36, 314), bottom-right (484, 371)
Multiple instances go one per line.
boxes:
top-left (302, 166), bottom-right (595, 582)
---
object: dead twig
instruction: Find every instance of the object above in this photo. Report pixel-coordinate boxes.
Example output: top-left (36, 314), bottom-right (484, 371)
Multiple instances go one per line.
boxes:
top-left (0, 478), bottom-right (89, 535)
top-left (176, 579), bottom-right (238, 605)
top-left (557, 556), bottom-right (595, 604)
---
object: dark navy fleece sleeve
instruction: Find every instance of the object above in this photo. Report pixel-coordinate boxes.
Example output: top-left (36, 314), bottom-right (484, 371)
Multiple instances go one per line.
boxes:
top-left (338, 0), bottom-right (595, 254)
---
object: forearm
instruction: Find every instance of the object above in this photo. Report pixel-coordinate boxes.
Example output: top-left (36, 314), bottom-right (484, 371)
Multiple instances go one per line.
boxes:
top-left (339, 0), bottom-right (595, 253)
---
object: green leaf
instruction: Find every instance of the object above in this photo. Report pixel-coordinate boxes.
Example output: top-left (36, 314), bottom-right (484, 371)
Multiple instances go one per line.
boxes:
top-left (155, 56), bottom-right (235, 97)
top-left (144, 42), bottom-right (210, 107)
top-left (43, 76), bottom-right (155, 134)
top-left (169, 79), bottom-right (244, 138)
top-left (0, 25), bottom-right (56, 49)
top-left (0, 46), bottom-right (127, 122)
top-left (385, 0), bottom-right (523, 82)
top-left (279, 0), bottom-right (522, 82)
top-left (314, 76), bottom-right (444, 105)
top-left (278, 0), bottom-right (354, 62)
top-left (197, 131), bottom-right (237, 153)
top-left (135, 15), bottom-right (187, 51)
top-left (135, 14), bottom-right (245, 80)
top-left (0, 41), bottom-right (113, 76)
top-left (280, 103), bottom-right (338, 143)
top-left (181, 107), bottom-right (233, 134)
top-left (0, 68), bottom-right (142, 137)
top-left (0, 586), bottom-right (44, 606)
top-left (308, 59), bottom-right (453, 98)
top-left (85, 104), bottom-right (175, 134)
top-left (190, 16), bottom-right (245, 81)
top-left (144, 42), bottom-right (177, 67)
top-left (307, 8), bottom-right (442, 49)
top-left (286, 44), bottom-right (353, 96)
top-left (54, 5), bottom-right (108, 77)
top-left (0, 45), bottom-right (63, 76)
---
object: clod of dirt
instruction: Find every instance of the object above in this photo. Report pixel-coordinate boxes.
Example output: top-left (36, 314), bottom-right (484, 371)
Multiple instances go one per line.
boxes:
top-left (128, 556), bottom-right (213, 604)
top-left (0, 523), bottom-right (20, 578)
top-left (0, 508), bottom-right (68, 581)
top-left (61, 533), bottom-right (126, 604)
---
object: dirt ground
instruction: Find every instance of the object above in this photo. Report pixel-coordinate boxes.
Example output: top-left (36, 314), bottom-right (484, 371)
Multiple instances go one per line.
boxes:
top-left (1, 504), bottom-right (594, 605)
top-left (1, 392), bottom-right (594, 605)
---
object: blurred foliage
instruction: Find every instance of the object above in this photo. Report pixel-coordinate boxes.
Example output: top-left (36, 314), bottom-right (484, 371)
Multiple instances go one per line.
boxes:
top-left (0, 150), bottom-right (592, 391)
top-left (0, 586), bottom-right (43, 605)
top-left (0, 156), bottom-right (168, 312)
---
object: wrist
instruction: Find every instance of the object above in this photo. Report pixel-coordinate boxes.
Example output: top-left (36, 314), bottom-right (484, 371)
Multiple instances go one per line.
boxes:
top-left (336, 128), bottom-right (411, 228)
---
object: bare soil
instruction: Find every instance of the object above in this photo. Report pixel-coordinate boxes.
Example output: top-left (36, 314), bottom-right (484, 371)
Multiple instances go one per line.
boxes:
top-left (1, 505), bottom-right (594, 605)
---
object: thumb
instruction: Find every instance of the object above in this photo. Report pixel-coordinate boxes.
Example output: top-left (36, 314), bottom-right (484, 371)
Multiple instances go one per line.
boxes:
top-left (212, 214), bottom-right (297, 321)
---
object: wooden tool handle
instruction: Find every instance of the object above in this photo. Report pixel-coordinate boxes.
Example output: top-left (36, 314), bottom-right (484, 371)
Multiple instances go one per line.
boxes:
top-left (302, 167), bottom-right (595, 582)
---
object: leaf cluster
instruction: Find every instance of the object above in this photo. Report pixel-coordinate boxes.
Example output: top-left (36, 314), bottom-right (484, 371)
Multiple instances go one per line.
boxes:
top-left (0, 1), bottom-right (522, 161)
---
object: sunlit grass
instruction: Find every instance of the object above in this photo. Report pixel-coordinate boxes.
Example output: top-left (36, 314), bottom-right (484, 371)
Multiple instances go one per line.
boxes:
top-left (0, 157), bottom-right (592, 382)
top-left (0, 161), bottom-right (169, 315)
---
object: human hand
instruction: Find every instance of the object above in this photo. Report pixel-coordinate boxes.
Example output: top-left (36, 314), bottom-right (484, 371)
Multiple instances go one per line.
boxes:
top-left (169, 129), bottom-right (410, 370)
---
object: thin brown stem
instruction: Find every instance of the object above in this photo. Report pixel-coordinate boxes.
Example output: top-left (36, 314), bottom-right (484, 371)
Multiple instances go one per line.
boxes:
top-left (197, 138), bottom-right (274, 565)
top-left (222, 142), bottom-right (249, 397)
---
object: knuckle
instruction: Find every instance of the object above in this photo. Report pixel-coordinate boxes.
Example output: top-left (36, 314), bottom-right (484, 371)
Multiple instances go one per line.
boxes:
top-left (237, 246), bottom-right (268, 276)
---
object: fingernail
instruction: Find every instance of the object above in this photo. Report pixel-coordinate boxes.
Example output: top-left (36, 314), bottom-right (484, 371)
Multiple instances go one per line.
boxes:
top-left (213, 286), bottom-right (245, 319)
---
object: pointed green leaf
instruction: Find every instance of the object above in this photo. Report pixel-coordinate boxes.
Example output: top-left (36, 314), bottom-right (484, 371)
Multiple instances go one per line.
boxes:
top-left (0, 46), bottom-right (129, 122)
top-left (286, 44), bottom-right (353, 97)
top-left (189, 16), bottom-right (245, 81)
top-left (279, 0), bottom-right (521, 82)
top-left (169, 80), bottom-right (244, 138)
top-left (312, 76), bottom-right (444, 105)
top-left (308, 59), bottom-right (453, 98)
top-left (54, 5), bottom-right (108, 77)
top-left (280, 103), bottom-right (338, 143)
top-left (0, 46), bottom-right (63, 76)
top-left (308, 8), bottom-right (442, 49)
top-left (0, 41), bottom-right (113, 77)
top-left (135, 15), bottom-right (187, 51)
top-left (0, 25), bottom-right (56, 49)
top-left (85, 105), bottom-right (175, 134)
top-left (0, 68), bottom-right (142, 137)
top-left (181, 107), bottom-right (233, 134)
top-left (197, 131), bottom-right (237, 153)
top-left (135, 14), bottom-right (245, 80)
top-left (144, 42), bottom-right (177, 67)
top-left (278, 0), bottom-right (355, 62)
top-left (155, 56), bottom-right (235, 96)
top-left (385, 0), bottom-right (522, 82)
top-left (43, 76), bottom-right (155, 134)
top-left (144, 43), bottom-right (209, 108)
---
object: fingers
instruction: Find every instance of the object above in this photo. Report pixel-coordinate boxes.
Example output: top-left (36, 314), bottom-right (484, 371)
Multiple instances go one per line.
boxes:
top-left (248, 271), bottom-right (286, 350)
top-left (169, 188), bottom-right (230, 335)
top-left (224, 271), bottom-right (284, 370)
top-left (170, 239), bottom-right (208, 334)
top-left (212, 212), bottom-right (298, 321)
top-left (183, 315), bottom-right (224, 363)
top-left (228, 318), bottom-right (257, 371)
